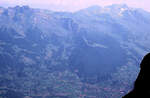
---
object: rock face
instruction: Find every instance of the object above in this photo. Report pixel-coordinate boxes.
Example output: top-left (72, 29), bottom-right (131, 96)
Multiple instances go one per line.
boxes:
top-left (0, 4), bottom-right (150, 98)
top-left (123, 53), bottom-right (150, 98)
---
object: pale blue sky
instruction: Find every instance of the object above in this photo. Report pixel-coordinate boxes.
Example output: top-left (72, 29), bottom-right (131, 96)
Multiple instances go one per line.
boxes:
top-left (0, 0), bottom-right (150, 12)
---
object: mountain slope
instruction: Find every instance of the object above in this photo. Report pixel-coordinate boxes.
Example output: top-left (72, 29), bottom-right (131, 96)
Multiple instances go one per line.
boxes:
top-left (0, 5), bottom-right (150, 98)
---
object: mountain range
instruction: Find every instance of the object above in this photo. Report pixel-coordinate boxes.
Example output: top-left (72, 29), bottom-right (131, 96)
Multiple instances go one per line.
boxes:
top-left (0, 4), bottom-right (150, 98)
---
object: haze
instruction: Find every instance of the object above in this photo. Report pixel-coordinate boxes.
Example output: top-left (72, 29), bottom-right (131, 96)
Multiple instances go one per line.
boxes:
top-left (0, 0), bottom-right (150, 12)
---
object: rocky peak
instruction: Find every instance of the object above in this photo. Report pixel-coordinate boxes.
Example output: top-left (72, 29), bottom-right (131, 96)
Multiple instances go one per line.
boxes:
top-left (0, 7), bottom-right (4, 14)
top-left (106, 4), bottom-right (129, 9)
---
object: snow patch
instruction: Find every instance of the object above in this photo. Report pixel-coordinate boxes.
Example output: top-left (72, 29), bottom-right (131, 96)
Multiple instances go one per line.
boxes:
top-left (83, 36), bottom-right (108, 48)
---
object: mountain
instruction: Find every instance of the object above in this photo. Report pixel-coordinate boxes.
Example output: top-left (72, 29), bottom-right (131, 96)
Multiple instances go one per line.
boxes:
top-left (0, 4), bottom-right (150, 98)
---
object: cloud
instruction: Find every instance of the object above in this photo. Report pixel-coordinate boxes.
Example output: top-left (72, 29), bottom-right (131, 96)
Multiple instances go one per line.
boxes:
top-left (0, 0), bottom-right (150, 12)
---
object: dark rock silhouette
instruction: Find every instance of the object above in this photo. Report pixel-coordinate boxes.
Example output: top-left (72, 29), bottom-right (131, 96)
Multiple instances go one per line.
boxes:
top-left (123, 53), bottom-right (150, 98)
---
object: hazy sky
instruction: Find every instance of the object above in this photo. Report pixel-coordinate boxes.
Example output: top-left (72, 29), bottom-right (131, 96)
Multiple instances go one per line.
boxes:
top-left (0, 0), bottom-right (150, 12)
